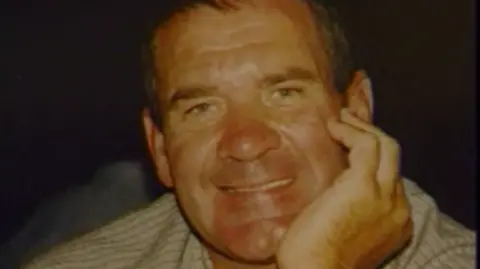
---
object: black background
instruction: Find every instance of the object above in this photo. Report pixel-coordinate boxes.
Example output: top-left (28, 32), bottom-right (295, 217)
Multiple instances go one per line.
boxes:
top-left (1, 0), bottom-right (476, 244)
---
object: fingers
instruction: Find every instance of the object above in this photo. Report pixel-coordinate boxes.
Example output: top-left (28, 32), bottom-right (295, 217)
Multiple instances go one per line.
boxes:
top-left (393, 181), bottom-right (411, 223)
top-left (327, 109), bottom-right (401, 196)
top-left (327, 116), bottom-right (379, 180)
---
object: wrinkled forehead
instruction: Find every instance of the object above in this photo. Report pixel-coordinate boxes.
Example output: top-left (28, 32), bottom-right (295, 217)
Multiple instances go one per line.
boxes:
top-left (152, 0), bottom-right (319, 59)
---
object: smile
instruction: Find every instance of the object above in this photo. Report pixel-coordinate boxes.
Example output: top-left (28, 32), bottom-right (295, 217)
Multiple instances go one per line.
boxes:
top-left (220, 178), bottom-right (294, 193)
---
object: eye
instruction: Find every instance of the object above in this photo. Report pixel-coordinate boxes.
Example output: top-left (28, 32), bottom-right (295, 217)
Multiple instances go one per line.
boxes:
top-left (271, 87), bottom-right (304, 101)
top-left (185, 102), bottom-right (211, 116)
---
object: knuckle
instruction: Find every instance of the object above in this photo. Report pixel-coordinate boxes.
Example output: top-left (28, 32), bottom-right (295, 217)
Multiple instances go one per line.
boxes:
top-left (382, 136), bottom-right (401, 154)
top-left (380, 199), bottom-right (394, 214)
top-left (359, 133), bottom-right (378, 148)
top-left (359, 176), bottom-right (378, 195)
top-left (357, 135), bottom-right (379, 157)
top-left (393, 206), bottom-right (411, 226)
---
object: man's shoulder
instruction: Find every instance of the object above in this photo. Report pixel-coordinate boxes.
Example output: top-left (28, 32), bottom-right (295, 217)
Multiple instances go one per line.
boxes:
top-left (387, 178), bottom-right (476, 269)
top-left (402, 178), bottom-right (474, 241)
top-left (402, 178), bottom-right (472, 231)
top-left (24, 193), bottom-right (184, 269)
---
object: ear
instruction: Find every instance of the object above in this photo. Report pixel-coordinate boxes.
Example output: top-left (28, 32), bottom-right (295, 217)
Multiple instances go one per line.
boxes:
top-left (344, 70), bottom-right (374, 123)
top-left (141, 108), bottom-right (173, 188)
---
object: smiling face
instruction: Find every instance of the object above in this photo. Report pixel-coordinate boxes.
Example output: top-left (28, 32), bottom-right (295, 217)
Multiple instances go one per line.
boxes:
top-left (145, 0), bottom-right (352, 265)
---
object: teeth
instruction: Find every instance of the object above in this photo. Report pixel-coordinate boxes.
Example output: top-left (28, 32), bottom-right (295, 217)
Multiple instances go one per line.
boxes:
top-left (225, 178), bottom-right (293, 193)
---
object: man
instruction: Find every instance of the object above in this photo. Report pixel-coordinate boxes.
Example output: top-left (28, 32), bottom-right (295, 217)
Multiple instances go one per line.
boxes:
top-left (26, 0), bottom-right (475, 268)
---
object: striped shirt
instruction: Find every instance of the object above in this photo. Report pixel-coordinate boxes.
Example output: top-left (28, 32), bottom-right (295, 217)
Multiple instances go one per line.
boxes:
top-left (25, 179), bottom-right (475, 269)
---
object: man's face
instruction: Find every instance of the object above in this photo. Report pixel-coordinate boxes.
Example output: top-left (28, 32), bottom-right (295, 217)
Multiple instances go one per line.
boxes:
top-left (151, 1), bottom-right (348, 264)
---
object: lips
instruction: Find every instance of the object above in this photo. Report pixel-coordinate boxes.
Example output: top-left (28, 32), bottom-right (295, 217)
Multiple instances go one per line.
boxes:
top-left (219, 178), bottom-right (294, 193)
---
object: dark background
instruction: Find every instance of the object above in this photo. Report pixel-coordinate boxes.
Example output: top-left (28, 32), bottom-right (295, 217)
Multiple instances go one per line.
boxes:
top-left (1, 0), bottom-right (476, 244)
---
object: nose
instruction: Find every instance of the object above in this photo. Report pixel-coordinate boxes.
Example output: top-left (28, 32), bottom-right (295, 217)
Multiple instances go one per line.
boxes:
top-left (217, 118), bottom-right (281, 162)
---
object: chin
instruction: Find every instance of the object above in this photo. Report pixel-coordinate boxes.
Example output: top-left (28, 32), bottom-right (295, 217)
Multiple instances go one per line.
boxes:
top-left (222, 236), bottom-right (281, 263)
top-left (229, 252), bottom-right (277, 265)
top-left (202, 233), bottom-right (279, 267)
top-left (214, 215), bottom-right (292, 266)
top-left (216, 238), bottom-right (279, 266)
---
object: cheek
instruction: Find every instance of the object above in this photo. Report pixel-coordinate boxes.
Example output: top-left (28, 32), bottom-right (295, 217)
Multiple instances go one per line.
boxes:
top-left (166, 132), bottom-right (220, 231)
top-left (302, 122), bottom-right (345, 169)
top-left (280, 105), bottom-right (333, 144)
top-left (167, 129), bottom-right (216, 183)
top-left (177, 184), bottom-right (217, 230)
top-left (281, 106), bottom-right (346, 182)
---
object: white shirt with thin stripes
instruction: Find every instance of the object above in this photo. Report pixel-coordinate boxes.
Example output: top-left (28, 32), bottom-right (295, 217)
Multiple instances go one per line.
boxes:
top-left (25, 179), bottom-right (475, 269)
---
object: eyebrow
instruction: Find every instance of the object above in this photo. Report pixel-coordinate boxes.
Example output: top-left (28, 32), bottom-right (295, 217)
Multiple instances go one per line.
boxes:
top-left (168, 86), bottom-right (216, 111)
top-left (260, 67), bottom-right (319, 87)
top-left (167, 67), bottom-right (319, 111)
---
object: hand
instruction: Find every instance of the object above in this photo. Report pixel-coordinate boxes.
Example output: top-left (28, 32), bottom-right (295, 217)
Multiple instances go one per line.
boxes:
top-left (277, 109), bottom-right (413, 269)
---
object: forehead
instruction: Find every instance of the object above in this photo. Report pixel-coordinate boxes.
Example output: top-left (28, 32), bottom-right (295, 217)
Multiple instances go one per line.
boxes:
top-left (152, 1), bottom-right (328, 97)
top-left (154, 0), bottom-right (317, 46)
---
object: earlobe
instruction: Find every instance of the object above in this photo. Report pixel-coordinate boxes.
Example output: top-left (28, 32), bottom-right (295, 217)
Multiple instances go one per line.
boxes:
top-left (344, 70), bottom-right (374, 123)
top-left (141, 108), bottom-right (174, 188)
